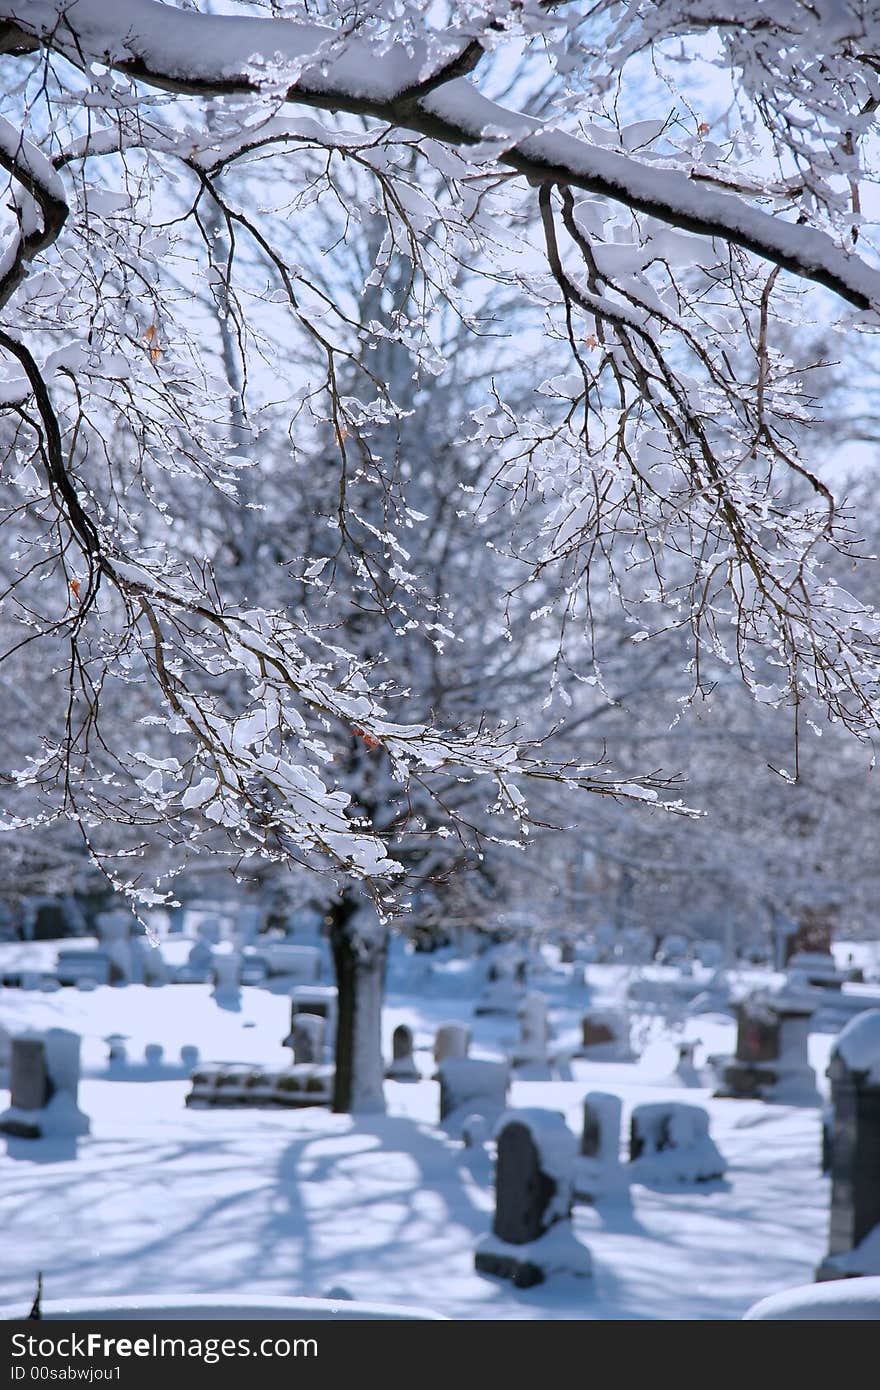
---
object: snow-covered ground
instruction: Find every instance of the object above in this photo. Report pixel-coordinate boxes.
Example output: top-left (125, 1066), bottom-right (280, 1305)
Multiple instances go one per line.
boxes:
top-left (0, 938), bottom-right (846, 1321)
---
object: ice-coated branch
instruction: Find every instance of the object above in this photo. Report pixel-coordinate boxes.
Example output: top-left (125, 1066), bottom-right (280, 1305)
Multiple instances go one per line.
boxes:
top-left (3, 0), bottom-right (880, 310)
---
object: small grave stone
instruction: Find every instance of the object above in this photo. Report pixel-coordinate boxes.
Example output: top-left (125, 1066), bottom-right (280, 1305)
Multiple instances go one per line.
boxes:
top-left (512, 992), bottom-right (549, 1068)
top-left (105, 1034), bottom-right (128, 1065)
top-left (438, 1058), bottom-right (510, 1133)
top-left (0, 1029), bottom-right (89, 1138)
top-left (211, 946), bottom-right (242, 995)
top-left (56, 948), bottom-right (111, 987)
top-left (385, 1024), bottom-right (419, 1081)
top-left (285, 986), bottom-right (338, 1061)
top-left (180, 1045), bottom-right (200, 1070)
top-left (144, 1043), bottom-right (164, 1067)
top-left (559, 939), bottom-right (575, 965)
top-left (433, 1023), bottom-right (470, 1066)
top-left (714, 991), bottom-right (817, 1102)
top-left (629, 1102), bottom-right (726, 1183)
top-left (9, 1037), bottom-right (50, 1111)
top-left (475, 948), bottom-right (525, 1015)
top-left (816, 1010), bottom-right (880, 1280)
top-left (574, 1091), bottom-right (626, 1201)
top-left (475, 1110), bottom-right (592, 1287)
top-left (262, 944), bottom-right (322, 981)
top-left (289, 1014), bottom-right (325, 1065)
top-left (577, 1011), bottom-right (633, 1060)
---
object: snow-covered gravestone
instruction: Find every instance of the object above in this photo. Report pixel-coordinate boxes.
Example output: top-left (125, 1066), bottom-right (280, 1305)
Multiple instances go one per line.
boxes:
top-left (817, 1011), bottom-right (880, 1281)
top-left (715, 992), bottom-right (817, 1103)
top-left (289, 1013), bottom-right (325, 1066)
top-left (629, 1102), bottom-right (726, 1184)
top-left (385, 1025), bottom-right (419, 1081)
top-left (474, 950), bottom-right (524, 1016)
top-left (512, 992), bottom-right (549, 1068)
top-left (95, 908), bottom-right (136, 983)
top-left (211, 945), bottom-right (242, 997)
top-left (475, 1111), bottom-right (592, 1288)
top-left (438, 1058), bottom-right (510, 1134)
top-left (0, 1030), bottom-right (89, 1138)
top-left (286, 987), bottom-right (338, 1061)
top-left (574, 1092), bottom-right (626, 1201)
top-left (180, 1045), bottom-right (200, 1071)
top-left (433, 1023), bottom-right (470, 1066)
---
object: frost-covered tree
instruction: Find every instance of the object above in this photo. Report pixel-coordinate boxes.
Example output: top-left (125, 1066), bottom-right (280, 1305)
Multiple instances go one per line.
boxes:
top-left (3, 1), bottom-right (880, 1104)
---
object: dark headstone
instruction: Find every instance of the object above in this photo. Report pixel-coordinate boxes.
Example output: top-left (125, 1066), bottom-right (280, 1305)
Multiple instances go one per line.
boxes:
top-left (820, 1026), bottom-right (880, 1275)
top-left (492, 1121), bottom-right (557, 1245)
top-left (475, 1111), bottom-right (590, 1287)
top-left (9, 1037), bottom-right (51, 1111)
top-left (386, 1024), bottom-right (419, 1081)
top-left (582, 1018), bottom-right (615, 1048)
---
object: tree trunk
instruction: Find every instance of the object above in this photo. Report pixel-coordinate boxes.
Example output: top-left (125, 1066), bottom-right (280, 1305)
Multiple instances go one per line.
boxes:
top-left (329, 890), bottom-right (388, 1114)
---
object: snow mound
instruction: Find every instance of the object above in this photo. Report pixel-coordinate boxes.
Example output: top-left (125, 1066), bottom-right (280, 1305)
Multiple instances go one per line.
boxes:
top-left (744, 1276), bottom-right (880, 1320)
top-left (832, 1009), bottom-right (880, 1082)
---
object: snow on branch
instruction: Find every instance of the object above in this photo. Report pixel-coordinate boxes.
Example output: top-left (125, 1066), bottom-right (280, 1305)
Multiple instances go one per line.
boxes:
top-left (4, 0), bottom-right (880, 309)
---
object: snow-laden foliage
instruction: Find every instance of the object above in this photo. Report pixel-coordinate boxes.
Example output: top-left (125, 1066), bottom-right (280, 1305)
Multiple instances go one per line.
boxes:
top-left (1, 1), bottom-right (880, 912)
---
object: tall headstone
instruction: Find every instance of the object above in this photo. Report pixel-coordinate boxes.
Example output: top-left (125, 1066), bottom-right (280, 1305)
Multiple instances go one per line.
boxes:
top-left (817, 1011), bottom-right (880, 1280)
top-left (386, 1024), bottom-right (419, 1081)
top-left (211, 945), bottom-right (242, 996)
top-left (475, 1110), bottom-right (591, 1287)
top-left (574, 1092), bottom-right (626, 1201)
top-left (512, 992), bottom-right (549, 1067)
top-left (95, 909), bottom-right (136, 984)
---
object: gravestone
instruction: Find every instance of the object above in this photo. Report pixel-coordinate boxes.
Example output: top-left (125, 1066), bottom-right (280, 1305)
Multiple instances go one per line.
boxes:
top-left (144, 1043), bottom-right (164, 1067)
top-left (475, 949), bottom-right (524, 1015)
top-left (577, 1011), bottom-right (633, 1060)
top-left (816, 1010), bottom-right (880, 1280)
top-left (574, 1092), bottom-right (626, 1201)
top-left (438, 1058), bottom-right (510, 1133)
top-left (211, 946), bottom-right (242, 995)
top-left (385, 1024), bottom-right (419, 1081)
top-left (105, 1034), bottom-right (128, 1065)
top-left (289, 1014), bottom-right (325, 1065)
top-left (475, 1110), bottom-right (592, 1287)
top-left (262, 943), bottom-right (322, 981)
top-left (9, 1037), bottom-right (50, 1111)
top-left (56, 948), bottom-right (111, 987)
top-left (285, 986), bottom-right (338, 1061)
top-left (0, 1029), bottom-right (89, 1138)
top-left (629, 1102), bottom-right (726, 1183)
top-left (180, 1045), bottom-right (200, 1070)
top-left (433, 1023), bottom-right (470, 1066)
top-left (95, 909), bottom-right (136, 983)
top-left (559, 939), bottom-right (575, 965)
top-left (714, 992), bottom-right (817, 1102)
top-left (512, 992), bottom-right (549, 1068)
